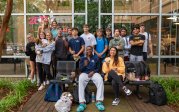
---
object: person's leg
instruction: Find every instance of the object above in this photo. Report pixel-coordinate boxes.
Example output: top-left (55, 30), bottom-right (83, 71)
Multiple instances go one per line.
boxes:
top-left (91, 73), bottom-right (104, 101)
top-left (78, 73), bottom-right (90, 103)
top-left (37, 63), bottom-right (43, 84)
top-left (44, 64), bottom-right (53, 81)
top-left (29, 61), bottom-right (35, 80)
top-left (77, 73), bottom-right (89, 112)
top-left (111, 80), bottom-right (119, 98)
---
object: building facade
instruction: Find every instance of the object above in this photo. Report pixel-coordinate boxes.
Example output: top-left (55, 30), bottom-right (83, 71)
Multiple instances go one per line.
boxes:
top-left (0, 0), bottom-right (179, 76)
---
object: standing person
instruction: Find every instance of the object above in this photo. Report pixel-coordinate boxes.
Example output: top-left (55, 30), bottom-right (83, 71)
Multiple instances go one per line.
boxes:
top-left (66, 27), bottom-right (73, 42)
top-left (129, 24), bottom-right (145, 62)
top-left (35, 32), bottom-right (47, 90)
top-left (25, 33), bottom-right (36, 82)
top-left (102, 47), bottom-right (132, 106)
top-left (139, 24), bottom-right (153, 61)
top-left (38, 18), bottom-right (50, 35)
top-left (120, 27), bottom-right (131, 61)
top-left (54, 28), bottom-right (68, 76)
top-left (109, 28), bottom-right (125, 57)
top-left (94, 28), bottom-right (108, 72)
top-left (77, 46), bottom-right (105, 112)
top-left (80, 24), bottom-right (97, 54)
top-left (41, 31), bottom-right (55, 84)
top-left (51, 20), bottom-right (58, 40)
top-left (105, 28), bottom-right (113, 43)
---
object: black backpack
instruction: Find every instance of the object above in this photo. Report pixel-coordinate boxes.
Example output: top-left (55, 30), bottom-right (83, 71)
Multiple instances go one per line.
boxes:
top-left (149, 82), bottom-right (167, 106)
top-left (72, 85), bottom-right (91, 104)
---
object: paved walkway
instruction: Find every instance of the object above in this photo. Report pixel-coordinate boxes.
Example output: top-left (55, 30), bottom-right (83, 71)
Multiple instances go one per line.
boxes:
top-left (21, 85), bottom-right (174, 112)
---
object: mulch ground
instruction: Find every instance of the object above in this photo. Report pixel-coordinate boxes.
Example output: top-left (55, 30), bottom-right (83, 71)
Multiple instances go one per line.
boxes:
top-left (169, 104), bottom-right (179, 112)
top-left (0, 88), bottom-right (10, 100)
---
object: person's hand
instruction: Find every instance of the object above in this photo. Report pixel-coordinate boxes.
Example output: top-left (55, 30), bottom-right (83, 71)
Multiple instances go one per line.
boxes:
top-left (62, 37), bottom-right (66, 41)
top-left (84, 59), bottom-right (89, 66)
top-left (105, 59), bottom-right (110, 67)
top-left (97, 53), bottom-right (102, 58)
top-left (71, 51), bottom-right (75, 55)
top-left (112, 68), bottom-right (118, 72)
top-left (88, 71), bottom-right (94, 78)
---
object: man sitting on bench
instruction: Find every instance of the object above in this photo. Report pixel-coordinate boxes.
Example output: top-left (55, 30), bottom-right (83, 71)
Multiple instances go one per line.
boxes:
top-left (77, 46), bottom-right (105, 112)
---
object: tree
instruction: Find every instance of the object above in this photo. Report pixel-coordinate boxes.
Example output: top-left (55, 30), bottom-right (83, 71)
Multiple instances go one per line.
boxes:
top-left (0, 0), bottom-right (13, 58)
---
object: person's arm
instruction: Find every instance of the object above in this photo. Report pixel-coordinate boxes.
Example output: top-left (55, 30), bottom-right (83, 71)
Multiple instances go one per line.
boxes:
top-left (79, 58), bottom-right (88, 72)
top-left (25, 43), bottom-right (30, 56)
top-left (130, 38), bottom-right (144, 46)
top-left (76, 45), bottom-right (85, 56)
top-left (91, 34), bottom-right (97, 48)
top-left (117, 39), bottom-right (125, 50)
top-left (63, 37), bottom-right (68, 49)
top-left (102, 58), bottom-right (110, 74)
top-left (149, 34), bottom-right (153, 56)
top-left (100, 39), bottom-right (108, 56)
top-left (42, 42), bottom-right (55, 53)
top-left (109, 39), bottom-right (113, 49)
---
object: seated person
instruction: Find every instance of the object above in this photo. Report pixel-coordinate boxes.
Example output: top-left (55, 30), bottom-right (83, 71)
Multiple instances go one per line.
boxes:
top-left (77, 46), bottom-right (105, 112)
top-left (102, 47), bottom-right (132, 106)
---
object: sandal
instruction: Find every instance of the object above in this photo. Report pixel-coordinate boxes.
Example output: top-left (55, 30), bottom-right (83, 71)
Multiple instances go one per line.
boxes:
top-left (76, 103), bottom-right (86, 112)
top-left (95, 102), bottom-right (105, 111)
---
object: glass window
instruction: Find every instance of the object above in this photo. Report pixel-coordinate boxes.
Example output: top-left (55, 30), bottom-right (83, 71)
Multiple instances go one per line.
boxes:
top-left (74, 0), bottom-right (85, 13)
top-left (114, 0), bottom-right (159, 13)
top-left (161, 16), bottom-right (179, 56)
top-left (74, 15), bottom-right (85, 35)
top-left (160, 58), bottom-right (179, 75)
top-left (27, 15), bottom-right (72, 38)
top-left (101, 0), bottom-right (112, 13)
top-left (27, 0), bottom-right (72, 13)
top-left (148, 58), bottom-right (158, 75)
top-left (114, 15), bottom-right (159, 55)
top-left (162, 0), bottom-right (179, 13)
top-left (1, 16), bottom-right (24, 56)
top-left (0, 0), bottom-right (24, 13)
top-left (0, 58), bottom-right (25, 75)
top-left (101, 15), bottom-right (112, 29)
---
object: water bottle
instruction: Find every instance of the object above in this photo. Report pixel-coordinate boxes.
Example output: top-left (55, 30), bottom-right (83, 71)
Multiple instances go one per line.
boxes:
top-left (92, 92), bottom-right (95, 102)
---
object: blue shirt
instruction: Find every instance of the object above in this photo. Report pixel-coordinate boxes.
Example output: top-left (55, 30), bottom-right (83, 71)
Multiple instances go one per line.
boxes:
top-left (79, 55), bottom-right (99, 74)
top-left (95, 37), bottom-right (108, 58)
top-left (69, 37), bottom-right (85, 57)
top-left (51, 28), bottom-right (58, 39)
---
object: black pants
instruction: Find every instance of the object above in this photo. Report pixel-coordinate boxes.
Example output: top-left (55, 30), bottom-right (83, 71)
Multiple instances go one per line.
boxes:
top-left (44, 64), bottom-right (53, 80)
top-left (37, 62), bottom-right (45, 84)
top-left (108, 70), bottom-right (124, 98)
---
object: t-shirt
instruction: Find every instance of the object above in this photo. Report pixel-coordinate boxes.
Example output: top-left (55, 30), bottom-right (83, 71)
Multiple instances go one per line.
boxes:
top-left (51, 28), bottom-right (58, 39)
top-left (66, 35), bottom-right (73, 42)
top-left (129, 34), bottom-right (145, 56)
top-left (80, 33), bottom-right (96, 47)
top-left (95, 37), bottom-right (108, 58)
top-left (69, 37), bottom-right (85, 57)
top-left (140, 32), bottom-right (151, 52)
top-left (123, 36), bottom-right (131, 56)
top-left (25, 42), bottom-right (36, 61)
top-left (55, 37), bottom-right (68, 59)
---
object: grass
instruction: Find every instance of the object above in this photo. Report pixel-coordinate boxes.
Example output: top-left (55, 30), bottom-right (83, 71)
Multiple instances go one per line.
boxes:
top-left (151, 77), bottom-right (179, 106)
top-left (0, 79), bottom-right (35, 112)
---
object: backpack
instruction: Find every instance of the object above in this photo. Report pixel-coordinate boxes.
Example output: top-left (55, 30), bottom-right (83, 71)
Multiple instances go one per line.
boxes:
top-left (72, 85), bottom-right (91, 104)
top-left (44, 82), bottom-right (62, 102)
top-left (149, 82), bottom-right (167, 106)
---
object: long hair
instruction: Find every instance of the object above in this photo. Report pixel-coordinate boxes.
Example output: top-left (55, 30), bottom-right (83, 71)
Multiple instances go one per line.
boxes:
top-left (45, 31), bottom-right (53, 43)
top-left (110, 47), bottom-right (119, 66)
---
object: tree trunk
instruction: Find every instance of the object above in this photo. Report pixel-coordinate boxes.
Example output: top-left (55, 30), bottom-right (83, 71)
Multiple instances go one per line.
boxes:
top-left (0, 0), bottom-right (13, 58)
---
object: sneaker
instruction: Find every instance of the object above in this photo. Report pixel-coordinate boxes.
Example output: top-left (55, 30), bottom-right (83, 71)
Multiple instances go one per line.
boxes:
top-left (123, 86), bottom-right (132, 95)
top-left (76, 103), bottom-right (86, 112)
top-left (38, 84), bottom-right (45, 91)
top-left (36, 83), bottom-right (40, 87)
top-left (112, 98), bottom-right (120, 106)
top-left (95, 102), bottom-right (105, 111)
top-left (46, 80), bottom-right (50, 85)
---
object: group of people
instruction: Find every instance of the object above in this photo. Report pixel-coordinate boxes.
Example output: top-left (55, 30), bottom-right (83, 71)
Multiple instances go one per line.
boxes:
top-left (25, 18), bottom-right (153, 111)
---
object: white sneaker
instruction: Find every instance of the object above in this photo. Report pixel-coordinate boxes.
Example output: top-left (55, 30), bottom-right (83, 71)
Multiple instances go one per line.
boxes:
top-left (38, 85), bottom-right (45, 91)
top-left (123, 86), bottom-right (132, 95)
top-left (112, 98), bottom-right (120, 106)
top-left (46, 80), bottom-right (50, 85)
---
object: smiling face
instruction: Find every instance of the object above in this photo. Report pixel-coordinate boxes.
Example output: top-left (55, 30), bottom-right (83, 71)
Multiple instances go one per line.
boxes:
top-left (39, 32), bottom-right (45, 39)
top-left (86, 46), bottom-right (93, 57)
top-left (114, 29), bottom-right (120, 37)
top-left (109, 47), bottom-right (117, 57)
top-left (46, 32), bottom-right (52, 40)
top-left (52, 21), bottom-right (57, 28)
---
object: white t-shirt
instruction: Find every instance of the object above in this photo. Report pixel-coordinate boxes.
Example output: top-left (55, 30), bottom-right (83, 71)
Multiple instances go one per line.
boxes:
top-left (140, 32), bottom-right (151, 52)
top-left (123, 36), bottom-right (131, 56)
top-left (80, 33), bottom-right (96, 47)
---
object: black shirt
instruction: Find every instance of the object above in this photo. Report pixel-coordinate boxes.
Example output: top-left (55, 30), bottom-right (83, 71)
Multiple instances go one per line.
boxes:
top-left (129, 34), bottom-right (145, 56)
top-left (25, 42), bottom-right (36, 61)
top-left (55, 37), bottom-right (68, 59)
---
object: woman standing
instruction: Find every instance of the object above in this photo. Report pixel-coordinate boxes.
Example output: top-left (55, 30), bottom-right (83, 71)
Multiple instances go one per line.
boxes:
top-left (41, 31), bottom-right (55, 84)
top-left (102, 47), bottom-right (132, 106)
top-left (35, 31), bottom-right (47, 90)
top-left (25, 33), bottom-right (36, 81)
